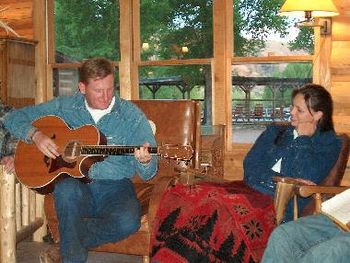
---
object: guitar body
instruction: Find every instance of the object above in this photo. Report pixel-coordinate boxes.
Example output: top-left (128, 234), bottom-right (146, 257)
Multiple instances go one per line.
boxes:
top-left (15, 116), bottom-right (105, 194)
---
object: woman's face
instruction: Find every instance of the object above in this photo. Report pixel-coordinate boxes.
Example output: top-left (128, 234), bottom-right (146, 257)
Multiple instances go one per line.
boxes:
top-left (290, 93), bottom-right (320, 128)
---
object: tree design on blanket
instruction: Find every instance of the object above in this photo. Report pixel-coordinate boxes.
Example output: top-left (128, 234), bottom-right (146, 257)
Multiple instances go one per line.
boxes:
top-left (151, 207), bottom-right (255, 262)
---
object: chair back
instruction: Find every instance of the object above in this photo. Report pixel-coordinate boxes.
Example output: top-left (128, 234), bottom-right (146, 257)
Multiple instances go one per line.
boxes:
top-left (302, 133), bottom-right (350, 216)
top-left (131, 100), bottom-right (201, 183)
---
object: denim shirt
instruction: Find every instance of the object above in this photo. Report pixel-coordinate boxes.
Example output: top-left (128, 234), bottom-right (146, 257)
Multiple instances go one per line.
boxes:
top-left (243, 124), bottom-right (342, 221)
top-left (4, 93), bottom-right (158, 181)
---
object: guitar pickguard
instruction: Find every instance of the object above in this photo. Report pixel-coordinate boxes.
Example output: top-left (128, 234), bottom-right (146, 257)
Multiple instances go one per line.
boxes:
top-left (44, 155), bottom-right (77, 173)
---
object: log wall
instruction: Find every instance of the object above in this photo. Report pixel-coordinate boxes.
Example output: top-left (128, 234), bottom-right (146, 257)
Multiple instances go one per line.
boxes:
top-left (0, 0), bottom-right (33, 39)
top-left (331, 0), bottom-right (350, 185)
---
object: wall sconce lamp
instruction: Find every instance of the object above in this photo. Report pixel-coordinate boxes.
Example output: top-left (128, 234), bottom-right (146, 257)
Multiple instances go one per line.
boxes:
top-left (181, 46), bottom-right (189, 53)
top-left (279, 0), bottom-right (339, 35)
top-left (142, 42), bottom-right (150, 51)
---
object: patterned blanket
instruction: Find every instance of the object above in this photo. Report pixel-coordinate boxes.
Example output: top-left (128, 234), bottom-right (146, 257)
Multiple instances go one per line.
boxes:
top-left (150, 181), bottom-right (276, 263)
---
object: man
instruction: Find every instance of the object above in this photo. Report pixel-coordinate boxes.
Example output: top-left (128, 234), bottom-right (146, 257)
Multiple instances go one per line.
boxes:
top-left (4, 57), bottom-right (158, 263)
top-left (0, 102), bottom-right (16, 173)
top-left (262, 214), bottom-right (350, 262)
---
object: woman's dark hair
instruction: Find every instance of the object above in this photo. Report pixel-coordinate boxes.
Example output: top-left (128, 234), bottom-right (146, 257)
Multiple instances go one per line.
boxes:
top-left (292, 83), bottom-right (334, 132)
top-left (79, 57), bottom-right (115, 84)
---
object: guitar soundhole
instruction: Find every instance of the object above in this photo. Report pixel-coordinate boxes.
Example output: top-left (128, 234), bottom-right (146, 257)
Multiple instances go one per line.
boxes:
top-left (62, 141), bottom-right (81, 163)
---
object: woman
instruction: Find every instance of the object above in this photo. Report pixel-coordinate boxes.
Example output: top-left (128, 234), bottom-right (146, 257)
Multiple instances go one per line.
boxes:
top-left (244, 83), bottom-right (342, 221)
top-left (150, 84), bottom-right (341, 262)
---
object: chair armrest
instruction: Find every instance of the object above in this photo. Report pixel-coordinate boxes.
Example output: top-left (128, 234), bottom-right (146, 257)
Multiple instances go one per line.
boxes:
top-left (273, 176), bottom-right (316, 224)
top-left (147, 176), bottom-right (177, 230)
top-left (296, 185), bottom-right (350, 198)
top-left (295, 185), bottom-right (350, 214)
top-left (272, 176), bottom-right (316, 186)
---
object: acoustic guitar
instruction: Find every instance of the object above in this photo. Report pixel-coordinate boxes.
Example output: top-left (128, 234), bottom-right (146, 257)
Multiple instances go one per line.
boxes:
top-left (14, 116), bottom-right (193, 194)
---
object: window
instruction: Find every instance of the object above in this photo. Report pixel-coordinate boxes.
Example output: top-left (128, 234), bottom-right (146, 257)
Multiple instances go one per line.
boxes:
top-left (231, 0), bottom-right (314, 142)
top-left (54, 0), bottom-right (120, 62)
top-left (140, 0), bottom-right (213, 61)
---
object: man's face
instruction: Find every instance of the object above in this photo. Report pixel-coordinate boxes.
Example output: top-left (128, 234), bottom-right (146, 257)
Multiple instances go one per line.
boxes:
top-left (79, 74), bottom-right (115, 110)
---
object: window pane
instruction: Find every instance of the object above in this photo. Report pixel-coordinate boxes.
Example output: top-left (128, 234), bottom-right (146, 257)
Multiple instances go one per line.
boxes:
top-left (54, 0), bottom-right (120, 62)
top-left (139, 65), bottom-right (211, 124)
top-left (53, 68), bottom-right (120, 97)
top-left (232, 62), bottom-right (312, 142)
top-left (140, 1), bottom-right (213, 60)
top-left (234, 0), bottom-right (314, 57)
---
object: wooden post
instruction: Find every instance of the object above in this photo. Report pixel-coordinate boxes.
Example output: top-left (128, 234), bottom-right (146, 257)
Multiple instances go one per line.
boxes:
top-left (119, 0), bottom-right (140, 99)
top-left (33, 194), bottom-right (46, 242)
top-left (33, 0), bottom-right (49, 103)
top-left (22, 186), bottom-right (30, 227)
top-left (313, 25), bottom-right (332, 89)
top-left (0, 166), bottom-right (16, 262)
top-left (16, 183), bottom-right (21, 232)
top-left (213, 0), bottom-right (233, 151)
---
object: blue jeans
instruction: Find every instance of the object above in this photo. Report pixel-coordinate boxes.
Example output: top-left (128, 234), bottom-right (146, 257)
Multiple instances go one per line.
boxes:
top-left (53, 177), bottom-right (141, 263)
top-left (262, 214), bottom-right (350, 263)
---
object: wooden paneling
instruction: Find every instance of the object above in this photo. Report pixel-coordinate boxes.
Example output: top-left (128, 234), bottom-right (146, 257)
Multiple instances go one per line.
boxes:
top-left (334, 0), bottom-right (350, 17)
top-left (332, 17), bottom-right (350, 41)
top-left (0, 0), bottom-right (33, 39)
top-left (224, 143), bottom-right (252, 181)
top-left (332, 82), bottom-right (350, 115)
top-left (0, 37), bottom-right (36, 108)
top-left (331, 1), bottom-right (350, 186)
top-left (331, 41), bottom-right (350, 67)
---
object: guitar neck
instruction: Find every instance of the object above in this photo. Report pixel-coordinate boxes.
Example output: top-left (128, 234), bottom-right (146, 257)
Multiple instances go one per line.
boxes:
top-left (81, 146), bottom-right (158, 156)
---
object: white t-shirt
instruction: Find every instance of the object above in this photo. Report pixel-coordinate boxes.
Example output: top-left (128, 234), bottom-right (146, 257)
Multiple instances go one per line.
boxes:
top-left (85, 96), bottom-right (116, 124)
top-left (271, 129), bottom-right (299, 173)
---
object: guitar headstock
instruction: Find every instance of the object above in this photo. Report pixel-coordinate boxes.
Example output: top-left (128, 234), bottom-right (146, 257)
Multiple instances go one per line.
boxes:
top-left (158, 144), bottom-right (193, 162)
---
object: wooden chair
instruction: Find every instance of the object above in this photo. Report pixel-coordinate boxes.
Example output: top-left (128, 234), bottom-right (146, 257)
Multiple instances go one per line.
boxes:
top-left (44, 100), bottom-right (202, 262)
top-left (252, 103), bottom-right (264, 121)
top-left (232, 103), bottom-right (244, 122)
top-left (273, 133), bottom-right (350, 224)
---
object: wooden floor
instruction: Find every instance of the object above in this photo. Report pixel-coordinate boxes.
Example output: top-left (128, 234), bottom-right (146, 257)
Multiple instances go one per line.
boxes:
top-left (17, 240), bottom-right (143, 263)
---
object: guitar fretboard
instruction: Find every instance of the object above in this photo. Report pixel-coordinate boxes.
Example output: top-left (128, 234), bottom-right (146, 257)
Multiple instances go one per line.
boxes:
top-left (81, 146), bottom-right (159, 155)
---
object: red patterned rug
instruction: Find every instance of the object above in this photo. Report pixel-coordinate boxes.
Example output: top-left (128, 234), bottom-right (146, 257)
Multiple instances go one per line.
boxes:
top-left (150, 181), bottom-right (276, 263)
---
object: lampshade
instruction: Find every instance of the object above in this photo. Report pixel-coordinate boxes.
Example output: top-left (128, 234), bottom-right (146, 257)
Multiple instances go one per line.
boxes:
top-left (279, 0), bottom-right (339, 18)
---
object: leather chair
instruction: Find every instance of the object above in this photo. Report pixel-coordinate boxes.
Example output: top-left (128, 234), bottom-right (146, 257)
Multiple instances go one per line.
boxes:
top-left (274, 133), bottom-right (350, 224)
top-left (44, 100), bottom-right (201, 262)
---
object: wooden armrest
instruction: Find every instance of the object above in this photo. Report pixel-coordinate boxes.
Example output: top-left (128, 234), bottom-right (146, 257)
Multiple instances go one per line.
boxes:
top-left (296, 185), bottom-right (350, 198)
top-left (147, 176), bottom-right (177, 229)
top-left (273, 175), bottom-right (315, 224)
top-left (272, 176), bottom-right (316, 186)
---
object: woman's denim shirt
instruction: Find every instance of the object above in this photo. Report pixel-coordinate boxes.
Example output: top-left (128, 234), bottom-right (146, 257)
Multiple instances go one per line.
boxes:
top-left (243, 124), bottom-right (342, 221)
top-left (4, 93), bottom-right (158, 181)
